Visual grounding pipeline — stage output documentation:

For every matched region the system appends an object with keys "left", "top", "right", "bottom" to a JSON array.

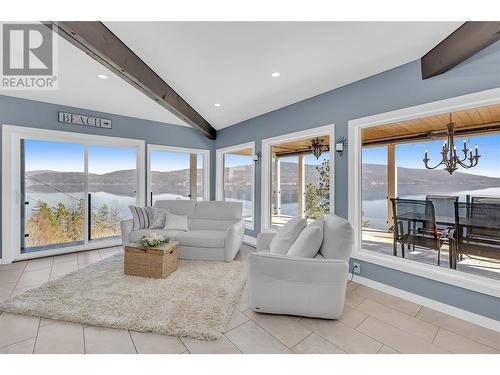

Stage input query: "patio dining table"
[{"left": 394, "top": 211, "right": 500, "bottom": 267}]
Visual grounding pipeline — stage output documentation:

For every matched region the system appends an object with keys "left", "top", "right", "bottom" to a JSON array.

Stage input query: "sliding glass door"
[
  {"left": 88, "top": 145, "right": 137, "bottom": 241},
  {"left": 148, "top": 146, "right": 209, "bottom": 205},
  {"left": 22, "top": 139, "right": 85, "bottom": 252},
  {"left": 4, "top": 126, "right": 145, "bottom": 260}
]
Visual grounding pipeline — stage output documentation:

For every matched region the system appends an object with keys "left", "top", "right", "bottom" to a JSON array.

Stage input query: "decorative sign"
[{"left": 58, "top": 112, "right": 112, "bottom": 129}]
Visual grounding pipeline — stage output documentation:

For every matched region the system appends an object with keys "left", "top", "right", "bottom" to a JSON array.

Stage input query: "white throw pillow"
[
  {"left": 287, "top": 218, "right": 324, "bottom": 258},
  {"left": 269, "top": 217, "right": 307, "bottom": 255},
  {"left": 164, "top": 212, "right": 189, "bottom": 231}
]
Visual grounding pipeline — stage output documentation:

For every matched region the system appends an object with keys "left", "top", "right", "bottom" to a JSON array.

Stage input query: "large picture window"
[
  {"left": 147, "top": 145, "right": 210, "bottom": 205},
  {"left": 261, "top": 125, "right": 335, "bottom": 232},
  {"left": 216, "top": 143, "right": 255, "bottom": 230},
  {"left": 349, "top": 92, "right": 500, "bottom": 296}
]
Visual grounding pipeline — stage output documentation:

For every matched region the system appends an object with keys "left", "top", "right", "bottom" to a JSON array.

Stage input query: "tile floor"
[{"left": 0, "top": 246, "right": 498, "bottom": 354}]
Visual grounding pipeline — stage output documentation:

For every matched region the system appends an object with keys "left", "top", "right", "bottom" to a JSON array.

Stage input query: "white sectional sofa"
[
  {"left": 120, "top": 200, "right": 245, "bottom": 262},
  {"left": 248, "top": 214, "right": 354, "bottom": 319}
]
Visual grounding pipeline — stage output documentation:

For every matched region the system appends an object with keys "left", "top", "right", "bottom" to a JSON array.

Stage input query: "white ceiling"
[{"left": 3, "top": 22, "right": 462, "bottom": 131}]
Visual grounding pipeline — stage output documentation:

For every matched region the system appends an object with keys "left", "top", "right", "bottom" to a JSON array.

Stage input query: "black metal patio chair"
[
  {"left": 390, "top": 198, "right": 451, "bottom": 265},
  {"left": 452, "top": 202, "right": 500, "bottom": 269}
]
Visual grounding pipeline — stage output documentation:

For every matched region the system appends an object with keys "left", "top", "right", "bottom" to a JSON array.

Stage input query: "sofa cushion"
[
  {"left": 320, "top": 214, "right": 354, "bottom": 261},
  {"left": 287, "top": 218, "right": 323, "bottom": 258},
  {"left": 128, "top": 229, "right": 182, "bottom": 243},
  {"left": 173, "top": 230, "right": 226, "bottom": 248},
  {"left": 128, "top": 229, "right": 225, "bottom": 248},
  {"left": 154, "top": 200, "right": 197, "bottom": 217},
  {"left": 269, "top": 217, "right": 307, "bottom": 255},
  {"left": 165, "top": 213, "right": 189, "bottom": 231},
  {"left": 148, "top": 207, "right": 169, "bottom": 229},
  {"left": 129, "top": 206, "right": 150, "bottom": 229},
  {"left": 193, "top": 201, "right": 242, "bottom": 220},
  {"left": 189, "top": 218, "right": 238, "bottom": 231}
]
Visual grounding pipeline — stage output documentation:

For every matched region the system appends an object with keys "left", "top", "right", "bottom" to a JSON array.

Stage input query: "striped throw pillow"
[{"left": 129, "top": 206, "right": 150, "bottom": 230}]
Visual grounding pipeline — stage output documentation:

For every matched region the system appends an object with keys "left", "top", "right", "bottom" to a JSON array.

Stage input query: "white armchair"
[{"left": 249, "top": 214, "right": 354, "bottom": 319}]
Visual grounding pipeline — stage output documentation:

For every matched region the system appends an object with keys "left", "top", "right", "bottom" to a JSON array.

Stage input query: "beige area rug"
[{"left": 0, "top": 254, "right": 247, "bottom": 340}]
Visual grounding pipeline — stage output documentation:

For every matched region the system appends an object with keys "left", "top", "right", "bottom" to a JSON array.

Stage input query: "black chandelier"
[
  {"left": 308, "top": 137, "right": 329, "bottom": 159},
  {"left": 423, "top": 114, "right": 480, "bottom": 175}
]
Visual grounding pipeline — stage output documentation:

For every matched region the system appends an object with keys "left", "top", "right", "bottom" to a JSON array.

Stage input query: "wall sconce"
[
  {"left": 253, "top": 152, "right": 262, "bottom": 164},
  {"left": 335, "top": 136, "right": 348, "bottom": 156}
]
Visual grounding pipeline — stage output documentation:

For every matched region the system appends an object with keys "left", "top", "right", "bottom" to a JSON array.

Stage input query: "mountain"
[
  {"left": 362, "top": 163, "right": 500, "bottom": 200},
  {"left": 24, "top": 162, "right": 500, "bottom": 201}
]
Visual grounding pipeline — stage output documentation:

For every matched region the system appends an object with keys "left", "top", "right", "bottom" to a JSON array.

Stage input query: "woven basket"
[{"left": 124, "top": 241, "right": 179, "bottom": 279}]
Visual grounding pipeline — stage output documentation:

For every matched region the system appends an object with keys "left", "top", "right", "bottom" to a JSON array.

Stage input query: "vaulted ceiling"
[{"left": 3, "top": 22, "right": 462, "bottom": 130}]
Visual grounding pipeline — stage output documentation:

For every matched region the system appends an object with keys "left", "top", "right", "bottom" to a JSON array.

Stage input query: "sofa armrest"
[
  {"left": 248, "top": 252, "right": 349, "bottom": 319},
  {"left": 120, "top": 219, "right": 133, "bottom": 246},
  {"left": 256, "top": 231, "right": 277, "bottom": 252},
  {"left": 249, "top": 252, "right": 349, "bottom": 284},
  {"left": 224, "top": 219, "right": 245, "bottom": 262}
]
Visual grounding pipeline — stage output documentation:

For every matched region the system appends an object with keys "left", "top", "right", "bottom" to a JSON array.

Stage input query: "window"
[
  {"left": 148, "top": 145, "right": 210, "bottom": 205},
  {"left": 217, "top": 143, "right": 255, "bottom": 230},
  {"left": 261, "top": 125, "right": 335, "bottom": 232},
  {"left": 3, "top": 126, "right": 145, "bottom": 262},
  {"left": 349, "top": 92, "right": 500, "bottom": 295}
]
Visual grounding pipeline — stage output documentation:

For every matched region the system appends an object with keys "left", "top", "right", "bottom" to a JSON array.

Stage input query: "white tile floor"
[{"left": 0, "top": 246, "right": 499, "bottom": 354}]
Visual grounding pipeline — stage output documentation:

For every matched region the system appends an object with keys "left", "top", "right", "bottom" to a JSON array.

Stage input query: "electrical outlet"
[{"left": 352, "top": 262, "right": 361, "bottom": 274}]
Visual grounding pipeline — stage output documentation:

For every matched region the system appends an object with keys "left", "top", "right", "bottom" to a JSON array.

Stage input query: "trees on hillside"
[{"left": 305, "top": 159, "right": 330, "bottom": 219}]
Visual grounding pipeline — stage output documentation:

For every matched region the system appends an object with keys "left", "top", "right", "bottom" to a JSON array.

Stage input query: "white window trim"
[
  {"left": 147, "top": 144, "right": 210, "bottom": 204},
  {"left": 348, "top": 87, "right": 500, "bottom": 298},
  {"left": 216, "top": 142, "right": 256, "bottom": 231},
  {"left": 2, "top": 124, "right": 146, "bottom": 263},
  {"left": 261, "top": 124, "right": 335, "bottom": 232}
]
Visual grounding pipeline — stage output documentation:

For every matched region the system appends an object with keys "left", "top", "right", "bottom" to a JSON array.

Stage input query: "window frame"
[
  {"left": 216, "top": 142, "right": 256, "bottom": 230},
  {"left": 348, "top": 88, "right": 500, "bottom": 297},
  {"left": 260, "top": 124, "right": 335, "bottom": 232}
]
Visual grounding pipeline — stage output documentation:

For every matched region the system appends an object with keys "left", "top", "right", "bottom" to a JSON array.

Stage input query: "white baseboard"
[
  {"left": 243, "top": 235, "right": 256, "bottom": 247},
  {"left": 351, "top": 274, "right": 500, "bottom": 333}
]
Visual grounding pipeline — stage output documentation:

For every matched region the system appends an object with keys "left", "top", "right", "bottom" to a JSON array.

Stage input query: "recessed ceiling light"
[
  {"left": 97, "top": 74, "right": 108, "bottom": 80},
  {"left": 214, "top": 103, "right": 221, "bottom": 107},
  {"left": 271, "top": 72, "right": 280, "bottom": 78}
]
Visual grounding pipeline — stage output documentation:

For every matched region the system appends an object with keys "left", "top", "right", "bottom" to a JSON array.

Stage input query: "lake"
[{"left": 362, "top": 187, "right": 500, "bottom": 230}]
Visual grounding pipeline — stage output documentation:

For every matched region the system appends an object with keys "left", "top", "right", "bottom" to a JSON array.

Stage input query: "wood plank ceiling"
[
  {"left": 362, "top": 103, "right": 500, "bottom": 145},
  {"left": 272, "top": 135, "right": 331, "bottom": 157}
]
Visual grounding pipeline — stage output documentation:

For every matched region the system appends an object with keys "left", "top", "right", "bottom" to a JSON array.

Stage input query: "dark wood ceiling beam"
[
  {"left": 421, "top": 21, "right": 500, "bottom": 79},
  {"left": 45, "top": 21, "right": 216, "bottom": 139}
]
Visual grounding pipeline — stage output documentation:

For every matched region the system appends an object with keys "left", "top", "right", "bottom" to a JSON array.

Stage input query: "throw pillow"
[
  {"left": 269, "top": 217, "right": 307, "bottom": 255},
  {"left": 146, "top": 207, "right": 169, "bottom": 229},
  {"left": 287, "top": 218, "right": 324, "bottom": 258},
  {"left": 129, "top": 206, "right": 150, "bottom": 229},
  {"left": 164, "top": 212, "right": 189, "bottom": 231}
]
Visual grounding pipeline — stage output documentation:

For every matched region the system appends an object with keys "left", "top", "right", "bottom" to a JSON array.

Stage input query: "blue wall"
[
  {"left": 0, "top": 95, "right": 215, "bottom": 258},
  {"left": 1, "top": 40, "right": 499, "bottom": 320},
  {"left": 215, "top": 41, "right": 500, "bottom": 320}
]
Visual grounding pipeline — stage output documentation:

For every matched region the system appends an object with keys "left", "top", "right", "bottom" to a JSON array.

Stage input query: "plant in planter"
[{"left": 136, "top": 233, "right": 169, "bottom": 248}]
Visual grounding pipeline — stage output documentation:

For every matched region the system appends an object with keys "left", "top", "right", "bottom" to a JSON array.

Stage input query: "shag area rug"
[{"left": 0, "top": 254, "right": 247, "bottom": 340}]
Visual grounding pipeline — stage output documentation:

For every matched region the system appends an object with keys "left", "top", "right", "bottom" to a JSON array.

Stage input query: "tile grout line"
[
  {"left": 82, "top": 325, "right": 87, "bottom": 354},
  {"left": 221, "top": 332, "right": 244, "bottom": 354},
  {"left": 353, "top": 297, "right": 442, "bottom": 342},
  {"left": 31, "top": 317, "right": 42, "bottom": 354},
  {"left": 128, "top": 330, "right": 138, "bottom": 354},
  {"left": 289, "top": 331, "right": 313, "bottom": 352},
  {"left": 239, "top": 311, "right": 307, "bottom": 350}
]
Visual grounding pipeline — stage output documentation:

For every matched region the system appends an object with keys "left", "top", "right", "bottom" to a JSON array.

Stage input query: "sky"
[
  {"left": 24, "top": 140, "right": 137, "bottom": 174},
  {"left": 150, "top": 150, "right": 204, "bottom": 172},
  {"left": 362, "top": 133, "right": 500, "bottom": 178},
  {"left": 224, "top": 153, "right": 253, "bottom": 168},
  {"left": 25, "top": 141, "right": 206, "bottom": 174}
]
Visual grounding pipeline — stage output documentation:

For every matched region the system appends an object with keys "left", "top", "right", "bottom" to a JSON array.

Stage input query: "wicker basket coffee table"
[{"left": 124, "top": 241, "right": 179, "bottom": 279}]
